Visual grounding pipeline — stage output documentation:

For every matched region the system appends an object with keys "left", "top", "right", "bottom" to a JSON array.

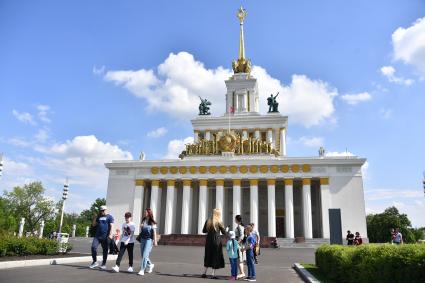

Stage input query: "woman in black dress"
[{"left": 201, "top": 208, "right": 227, "bottom": 279}]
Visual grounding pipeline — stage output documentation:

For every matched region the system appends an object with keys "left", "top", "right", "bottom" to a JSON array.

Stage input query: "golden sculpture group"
[{"left": 179, "top": 131, "right": 279, "bottom": 159}]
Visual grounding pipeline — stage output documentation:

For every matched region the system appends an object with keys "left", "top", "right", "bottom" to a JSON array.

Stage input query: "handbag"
[{"left": 136, "top": 234, "right": 142, "bottom": 243}]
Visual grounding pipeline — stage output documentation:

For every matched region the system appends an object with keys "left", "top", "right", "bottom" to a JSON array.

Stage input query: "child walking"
[
  {"left": 244, "top": 225, "right": 256, "bottom": 282},
  {"left": 226, "top": 231, "right": 239, "bottom": 280},
  {"left": 112, "top": 212, "right": 135, "bottom": 273}
]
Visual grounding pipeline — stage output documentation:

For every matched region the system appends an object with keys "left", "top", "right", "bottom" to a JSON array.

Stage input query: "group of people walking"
[
  {"left": 89, "top": 205, "right": 260, "bottom": 281},
  {"left": 88, "top": 205, "right": 157, "bottom": 276}
]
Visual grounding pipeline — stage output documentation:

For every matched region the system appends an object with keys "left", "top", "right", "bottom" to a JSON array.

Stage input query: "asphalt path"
[{"left": 0, "top": 239, "right": 315, "bottom": 283}]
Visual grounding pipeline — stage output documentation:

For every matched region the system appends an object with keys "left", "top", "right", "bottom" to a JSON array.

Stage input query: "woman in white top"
[{"left": 112, "top": 212, "right": 135, "bottom": 273}]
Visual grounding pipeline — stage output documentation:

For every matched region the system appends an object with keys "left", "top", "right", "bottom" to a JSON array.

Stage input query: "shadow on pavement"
[{"left": 155, "top": 272, "right": 229, "bottom": 280}]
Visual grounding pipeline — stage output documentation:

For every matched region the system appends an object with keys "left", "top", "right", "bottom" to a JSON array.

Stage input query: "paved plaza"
[{"left": 0, "top": 243, "right": 315, "bottom": 283}]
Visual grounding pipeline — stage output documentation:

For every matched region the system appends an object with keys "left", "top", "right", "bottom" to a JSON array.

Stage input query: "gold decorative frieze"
[
  {"left": 240, "top": 165, "right": 248, "bottom": 174},
  {"left": 199, "top": 179, "right": 208, "bottom": 186},
  {"left": 209, "top": 166, "right": 218, "bottom": 174},
  {"left": 230, "top": 166, "right": 238, "bottom": 174},
  {"left": 152, "top": 180, "right": 160, "bottom": 187},
  {"left": 170, "top": 166, "right": 178, "bottom": 174},
  {"left": 267, "top": 179, "right": 276, "bottom": 186},
  {"left": 219, "top": 166, "right": 227, "bottom": 174},
  {"left": 302, "top": 178, "right": 311, "bottom": 186},
  {"left": 302, "top": 164, "right": 311, "bottom": 172},
  {"left": 167, "top": 179, "right": 175, "bottom": 186},
  {"left": 160, "top": 167, "right": 168, "bottom": 174},
  {"left": 249, "top": 165, "right": 258, "bottom": 173},
  {"left": 233, "top": 179, "right": 241, "bottom": 186},
  {"left": 189, "top": 166, "right": 197, "bottom": 174},
  {"left": 270, "top": 165, "right": 279, "bottom": 173},
  {"left": 284, "top": 179, "right": 293, "bottom": 186},
  {"left": 183, "top": 179, "right": 191, "bottom": 186},
  {"left": 250, "top": 179, "right": 258, "bottom": 186},
  {"left": 281, "top": 165, "right": 289, "bottom": 173},
  {"left": 199, "top": 166, "right": 207, "bottom": 174},
  {"left": 151, "top": 167, "right": 159, "bottom": 174},
  {"left": 291, "top": 164, "right": 300, "bottom": 173},
  {"left": 216, "top": 179, "right": 224, "bottom": 186},
  {"left": 260, "top": 165, "right": 268, "bottom": 173},
  {"left": 135, "top": 179, "right": 144, "bottom": 186},
  {"left": 179, "top": 167, "right": 187, "bottom": 174}
]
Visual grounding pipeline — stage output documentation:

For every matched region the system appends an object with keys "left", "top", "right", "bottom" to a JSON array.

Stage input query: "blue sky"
[{"left": 1, "top": 1, "right": 424, "bottom": 226}]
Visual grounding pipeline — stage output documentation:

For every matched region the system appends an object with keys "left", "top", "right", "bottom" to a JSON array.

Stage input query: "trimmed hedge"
[
  {"left": 0, "top": 236, "right": 72, "bottom": 257},
  {"left": 316, "top": 244, "right": 425, "bottom": 283}
]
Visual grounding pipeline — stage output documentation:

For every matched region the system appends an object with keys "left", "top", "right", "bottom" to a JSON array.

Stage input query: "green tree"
[
  {"left": 4, "top": 182, "right": 55, "bottom": 234},
  {"left": 0, "top": 197, "right": 18, "bottom": 235},
  {"left": 367, "top": 206, "right": 416, "bottom": 243}
]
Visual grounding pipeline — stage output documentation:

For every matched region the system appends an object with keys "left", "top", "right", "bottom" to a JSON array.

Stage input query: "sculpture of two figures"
[
  {"left": 199, "top": 96, "right": 211, "bottom": 115},
  {"left": 267, "top": 92, "right": 279, "bottom": 113}
]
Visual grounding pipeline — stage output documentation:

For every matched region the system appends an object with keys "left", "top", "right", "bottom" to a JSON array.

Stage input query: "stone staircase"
[{"left": 276, "top": 238, "right": 329, "bottom": 248}]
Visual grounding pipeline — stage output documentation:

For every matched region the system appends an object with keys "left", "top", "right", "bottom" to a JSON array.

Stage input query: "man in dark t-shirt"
[
  {"left": 89, "top": 205, "right": 114, "bottom": 269},
  {"left": 346, "top": 230, "right": 355, "bottom": 245}
]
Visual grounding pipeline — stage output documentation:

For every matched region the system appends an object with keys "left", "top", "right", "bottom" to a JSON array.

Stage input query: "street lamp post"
[
  {"left": 423, "top": 172, "right": 425, "bottom": 197},
  {"left": 58, "top": 179, "right": 69, "bottom": 234}
]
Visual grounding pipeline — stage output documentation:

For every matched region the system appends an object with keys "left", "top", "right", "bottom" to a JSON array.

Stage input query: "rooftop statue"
[
  {"left": 199, "top": 96, "right": 211, "bottom": 115},
  {"left": 267, "top": 92, "right": 279, "bottom": 113}
]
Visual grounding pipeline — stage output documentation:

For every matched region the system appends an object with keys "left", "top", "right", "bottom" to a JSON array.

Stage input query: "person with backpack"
[
  {"left": 138, "top": 208, "right": 157, "bottom": 275},
  {"left": 226, "top": 231, "right": 239, "bottom": 280},
  {"left": 234, "top": 215, "right": 246, "bottom": 279}
]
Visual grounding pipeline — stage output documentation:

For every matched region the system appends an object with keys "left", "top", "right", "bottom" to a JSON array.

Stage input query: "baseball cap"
[{"left": 100, "top": 205, "right": 107, "bottom": 211}]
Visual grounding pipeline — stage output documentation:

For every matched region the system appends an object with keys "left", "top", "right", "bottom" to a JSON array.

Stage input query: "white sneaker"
[
  {"left": 89, "top": 262, "right": 99, "bottom": 269},
  {"left": 100, "top": 265, "right": 107, "bottom": 270},
  {"left": 138, "top": 270, "right": 145, "bottom": 276},
  {"left": 146, "top": 263, "right": 154, "bottom": 273},
  {"left": 112, "top": 265, "right": 119, "bottom": 273},
  {"left": 127, "top": 266, "right": 133, "bottom": 273}
]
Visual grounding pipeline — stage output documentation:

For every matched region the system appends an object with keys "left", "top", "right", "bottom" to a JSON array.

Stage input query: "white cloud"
[
  {"left": 0, "top": 157, "right": 36, "bottom": 189},
  {"left": 392, "top": 17, "right": 425, "bottom": 75},
  {"left": 93, "top": 65, "right": 106, "bottom": 75},
  {"left": 36, "top": 104, "right": 51, "bottom": 123},
  {"left": 4, "top": 137, "right": 31, "bottom": 147},
  {"left": 147, "top": 127, "right": 168, "bottom": 138},
  {"left": 35, "top": 135, "right": 133, "bottom": 190},
  {"left": 12, "top": 110, "right": 36, "bottom": 125},
  {"left": 34, "top": 129, "right": 49, "bottom": 142},
  {"left": 163, "top": 136, "right": 194, "bottom": 159},
  {"left": 380, "top": 108, "right": 392, "bottom": 119},
  {"left": 105, "top": 52, "right": 339, "bottom": 127},
  {"left": 294, "top": 136, "right": 324, "bottom": 147},
  {"left": 380, "top": 66, "right": 414, "bottom": 85},
  {"left": 340, "top": 92, "right": 372, "bottom": 105}
]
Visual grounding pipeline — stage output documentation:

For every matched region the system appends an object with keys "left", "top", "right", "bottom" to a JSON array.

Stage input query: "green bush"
[
  {"left": 0, "top": 236, "right": 72, "bottom": 257},
  {"left": 316, "top": 244, "right": 425, "bottom": 283}
]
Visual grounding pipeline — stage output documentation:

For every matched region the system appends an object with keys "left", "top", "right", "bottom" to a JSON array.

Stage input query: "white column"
[
  {"left": 267, "top": 179, "right": 276, "bottom": 237},
  {"left": 18, "top": 218, "right": 25, "bottom": 238},
  {"left": 150, "top": 180, "right": 161, "bottom": 226},
  {"left": 280, "top": 128, "right": 286, "bottom": 156},
  {"left": 233, "top": 179, "right": 242, "bottom": 230},
  {"left": 320, "top": 178, "right": 331, "bottom": 238},
  {"left": 181, "top": 180, "right": 192, "bottom": 234},
  {"left": 216, "top": 179, "right": 224, "bottom": 215},
  {"left": 303, "top": 179, "right": 313, "bottom": 239},
  {"left": 198, "top": 179, "right": 208, "bottom": 234},
  {"left": 164, "top": 180, "right": 176, "bottom": 235},
  {"left": 254, "top": 129, "right": 260, "bottom": 139},
  {"left": 71, "top": 224, "right": 76, "bottom": 237},
  {"left": 205, "top": 131, "right": 211, "bottom": 141},
  {"left": 194, "top": 131, "right": 199, "bottom": 143},
  {"left": 267, "top": 128, "right": 273, "bottom": 145},
  {"left": 250, "top": 179, "right": 259, "bottom": 227},
  {"left": 285, "top": 179, "right": 294, "bottom": 238},
  {"left": 39, "top": 220, "right": 45, "bottom": 238},
  {"left": 133, "top": 180, "right": 145, "bottom": 231}
]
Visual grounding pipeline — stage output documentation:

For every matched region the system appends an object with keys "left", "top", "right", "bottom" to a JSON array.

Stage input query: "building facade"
[{"left": 105, "top": 7, "right": 368, "bottom": 240}]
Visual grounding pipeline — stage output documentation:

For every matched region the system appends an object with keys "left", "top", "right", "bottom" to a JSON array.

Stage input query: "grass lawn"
[{"left": 301, "top": 263, "right": 335, "bottom": 283}]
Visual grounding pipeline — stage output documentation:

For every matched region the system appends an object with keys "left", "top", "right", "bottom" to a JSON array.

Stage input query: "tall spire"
[
  {"left": 232, "top": 6, "right": 252, "bottom": 74},
  {"left": 237, "top": 6, "right": 247, "bottom": 60}
]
